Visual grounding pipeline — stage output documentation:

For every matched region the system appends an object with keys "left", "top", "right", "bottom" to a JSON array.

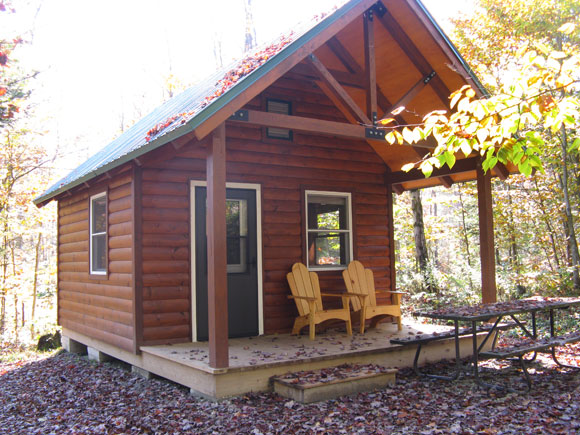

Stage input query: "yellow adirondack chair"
[
  {"left": 286, "top": 263, "right": 353, "bottom": 340},
  {"left": 342, "top": 260, "right": 405, "bottom": 333}
]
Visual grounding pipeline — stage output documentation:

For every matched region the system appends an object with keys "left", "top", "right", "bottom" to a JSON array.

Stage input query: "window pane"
[
  {"left": 92, "top": 234, "right": 106, "bottom": 272},
  {"left": 307, "top": 195, "right": 347, "bottom": 230},
  {"left": 226, "top": 200, "right": 241, "bottom": 264},
  {"left": 92, "top": 196, "right": 107, "bottom": 233},
  {"left": 226, "top": 199, "right": 247, "bottom": 273},
  {"left": 307, "top": 232, "right": 349, "bottom": 266}
]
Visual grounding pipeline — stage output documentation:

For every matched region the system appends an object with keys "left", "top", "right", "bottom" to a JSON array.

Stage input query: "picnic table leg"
[
  {"left": 453, "top": 320, "right": 462, "bottom": 376},
  {"left": 471, "top": 320, "right": 480, "bottom": 382},
  {"left": 518, "top": 356, "right": 533, "bottom": 392},
  {"left": 412, "top": 343, "right": 423, "bottom": 376},
  {"left": 549, "top": 346, "right": 580, "bottom": 369},
  {"left": 412, "top": 321, "right": 462, "bottom": 381}
]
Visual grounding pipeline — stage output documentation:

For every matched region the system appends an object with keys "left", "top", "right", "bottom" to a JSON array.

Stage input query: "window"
[
  {"left": 226, "top": 198, "right": 248, "bottom": 273},
  {"left": 266, "top": 99, "right": 292, "bottom": 140},
  {"left": 306, "top": 191, "right": 352, "bottom": 269},
  {"left": 90, "top": 192, "right": 107, "bottom": 275}
]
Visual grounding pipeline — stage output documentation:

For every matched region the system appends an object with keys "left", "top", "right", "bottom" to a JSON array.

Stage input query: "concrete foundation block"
[
  {"left": 132, "top": 365, "right": 153, "bottom": 379},
  {"left": 87, "top": 346, "right": 113, "bottom": 363},
  {"left": 62, "top": 336, "right": 87, "bottom": 355}
]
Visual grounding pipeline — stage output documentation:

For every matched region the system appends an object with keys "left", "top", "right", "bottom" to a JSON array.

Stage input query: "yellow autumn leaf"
[
  {"left": 558, "top": 22, "right": 576, "bottom": 35},
  {"left": 379, "top": 117, "right": 396, "bottom": 126},
  {"left": 391, "top": 106, "right": 405, "bottom": 116},
  {"left": 465, "top": 87, "right": 476, "bottom": 98},
  {"left": 402, "top": 127, "right": 414, "bottom": 144},
  {"left": 394, "top": 130, "right": 404, "bottom": 145},
  {"left": 450, "top": 91, "right": 462, "bottom": 109},
  {"left": 401, "top": 162, "right": 415, "bottom": 172}
]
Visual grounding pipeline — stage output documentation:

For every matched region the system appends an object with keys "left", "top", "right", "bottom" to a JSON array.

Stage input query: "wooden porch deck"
[
  {"left": 137, "top": 320, "right": 478, "bottom": 399},
  {"left": 63, "top": 321, "right": 484, "bottom": 399}
]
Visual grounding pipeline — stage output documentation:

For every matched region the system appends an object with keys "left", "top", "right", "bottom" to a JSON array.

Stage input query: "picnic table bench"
[
  {"left": 479, "top": 331, "right": 580, "bottom": 389},
  {"left": 390, "top": 322, "right": 521, "bottom": 379}
]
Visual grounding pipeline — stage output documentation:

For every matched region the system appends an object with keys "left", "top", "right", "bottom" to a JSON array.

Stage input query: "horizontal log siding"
[
  {"left": 57, "top": 172, "right": 135, "bottom": 352},
  {"left": 139, "top": 75, "right": 393, "bottom": 338},
  {"left": 139, "top": 166, "right": 193, "bottom": 344}
]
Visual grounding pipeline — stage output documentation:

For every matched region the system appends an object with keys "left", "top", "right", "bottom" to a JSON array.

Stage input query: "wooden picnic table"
[{"left": 412, "top": 296, "right": 580, "bottom": 391}]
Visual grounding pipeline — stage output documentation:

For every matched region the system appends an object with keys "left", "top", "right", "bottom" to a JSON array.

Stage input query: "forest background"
[{"left": 1, "top": 0, "right": 579, "bottom": 348}]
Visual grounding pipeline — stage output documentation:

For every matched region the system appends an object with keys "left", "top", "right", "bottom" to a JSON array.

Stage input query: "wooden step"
[{"left": 271, "top": 363, "right": 397, "bottom": 403}]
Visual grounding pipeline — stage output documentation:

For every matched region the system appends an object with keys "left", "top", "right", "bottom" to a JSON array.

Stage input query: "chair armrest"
[
  {"left": 343, "top": 292, "right": 368, "bottom": 298},
  {"left": 376, "top": 290, "right": 408, "bottom": 295},
  {"left": 321, "top": 292, "right": 367, "bottom": 298},
  {"left": 288, "top": 295, "right": 317, "bottom": 301}
]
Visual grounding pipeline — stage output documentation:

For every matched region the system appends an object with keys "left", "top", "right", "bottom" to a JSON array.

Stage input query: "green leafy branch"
[{"left": 379, "top": 27, "right": 580, "bottom": 178}]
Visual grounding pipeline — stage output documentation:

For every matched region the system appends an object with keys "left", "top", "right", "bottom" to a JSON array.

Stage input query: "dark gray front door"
[{"left": 194, "top": 187, "right": 259, "bottom": 340}]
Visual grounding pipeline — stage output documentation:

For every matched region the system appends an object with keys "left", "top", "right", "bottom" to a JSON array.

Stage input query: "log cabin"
[{"left": 35, "top": 0, "right": 509, "bottom": 389}]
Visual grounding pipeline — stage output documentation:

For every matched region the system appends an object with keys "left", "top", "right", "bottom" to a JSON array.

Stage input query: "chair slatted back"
[
  {"left": 342, "top": 260, "right": 377, "bottom": 311},
  {"left": 287, "top": 263, "right": 323, "bottom": 317}
]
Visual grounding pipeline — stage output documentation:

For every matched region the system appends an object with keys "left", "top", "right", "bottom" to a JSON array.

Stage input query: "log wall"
[
  {"left": 139, "top": 73, "right": 393, "bottom": 340},
  {"left": 57, "top": 73, "right": 394, "bottom": 347},
  {"left": 57, "top": 169, "right": 135, "bottom": 352}
]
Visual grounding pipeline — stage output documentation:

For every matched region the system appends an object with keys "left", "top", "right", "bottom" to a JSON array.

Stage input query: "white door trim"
[{"left": 190, "top": 180, "right": 264, "bottom": 342}]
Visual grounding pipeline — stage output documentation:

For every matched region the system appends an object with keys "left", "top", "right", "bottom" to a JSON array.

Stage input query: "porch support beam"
[
  {"left": 493, "top": 162, "right": 510, "bottom": 180},
  {"left": 382, "top": 72, "right": 436, "bottom": 118},
  {"left": 374, "top": 3, "right": 452, "bottom": 108},
  {"left": 386, "top": 181, "right": 397, "bottom": 291},
  {"left": 308, "top": 53, "right": 371, "bottom": 125},
  {"left": 477, "top": 164, "right": 497, "bottom": 304},
  {"left": 392, "top": 184, "right": 406, "bottom": 195},
  {"left": 364, "top": 9, "right": 378, "bottom": 124},
  {"left": 230, "top": 109, "right": 434, "bottom": 149},
  {"left": 390, "top": 157, "right": 479, "bottom": 185},
  {"left": 207, "top": 123, "right": 229, "bottom": 368},
  {"left": 314, "top": 79, "right": 394, "bottom": 172},
  {"left": 440, "top": 176, "right": 454, "bottom": 189}
]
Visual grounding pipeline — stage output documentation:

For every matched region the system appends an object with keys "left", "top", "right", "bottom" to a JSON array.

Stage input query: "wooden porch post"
[
  {"left": 477, "top": 164, "right": 497, "bottom": 304},
  {"left": 207, "top": 123, "right": 228, "bottom": 368},
  {"left": 386, "top": 183, "right": 396, "bottom": 292}
]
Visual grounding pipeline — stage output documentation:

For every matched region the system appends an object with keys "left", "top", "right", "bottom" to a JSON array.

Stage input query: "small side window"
[
  {"left": 90, "top": 192, "right": 107, "bottom": 275},
  {"left": 266, "top": 99, "right": 292, "bottom": 140}
]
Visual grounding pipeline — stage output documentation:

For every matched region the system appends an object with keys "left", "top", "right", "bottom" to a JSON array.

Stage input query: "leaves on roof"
[{"left": 145, "top": 33, "right": 296, "bottom": 142}]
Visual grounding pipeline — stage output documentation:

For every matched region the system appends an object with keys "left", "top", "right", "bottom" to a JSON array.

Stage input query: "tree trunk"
[
  {"left": 0, "top": 232, "right": 7, "bottom": 334},
  {"left": 30, "top": 232, "right": 41, "bottom": 338},
  {"left": 559, "top": 126, "right": 580, "bottom": 290},
  {"left": 458, "top": 188, "right": 473, "bottom": 267},
  {"left": 410, "top": 189, "right": 436, "bottom": 292},
  {"left": 244, "top": 0, "right": 256, "bottom": 53},
  {"left": 506, "top": 184, "right": 521, "bottom": 272},
  {"left": 530, "top": 177, "right": 560, "bottom": 272}
]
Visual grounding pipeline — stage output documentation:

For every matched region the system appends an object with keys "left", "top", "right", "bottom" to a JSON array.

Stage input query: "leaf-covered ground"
[{"left": 1, "top": 346, "right": 579, "bottom": 434}]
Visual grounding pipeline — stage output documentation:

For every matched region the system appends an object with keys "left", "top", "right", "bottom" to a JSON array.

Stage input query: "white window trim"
[
  {"left": 89, "top": 192, "right": 107, "bottom": 275},
  {"left": 305, "top": 190, "right": 353, "bottom": 271}
]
